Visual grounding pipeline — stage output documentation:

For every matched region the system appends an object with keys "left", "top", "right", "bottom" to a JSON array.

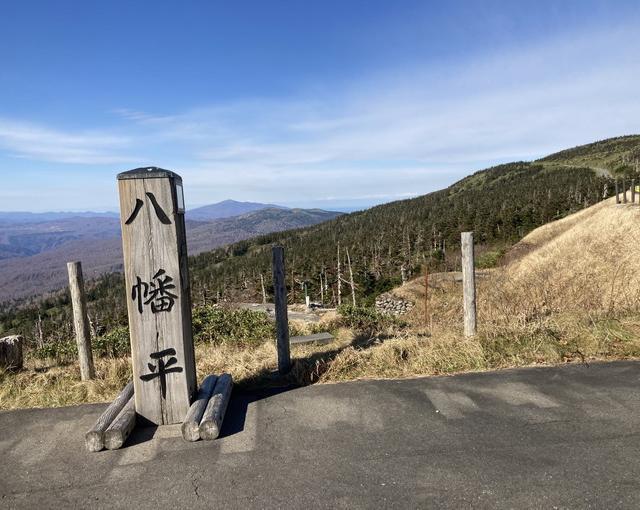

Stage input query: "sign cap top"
[{"left": 117, "top": 167, "right": 182, "bottom": 181}]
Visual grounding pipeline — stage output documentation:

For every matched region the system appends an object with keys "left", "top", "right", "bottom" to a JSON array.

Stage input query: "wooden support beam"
[
  {"left": 616, "top": 180, "right": 620, "bottom": 204},
  {"left": 623, "top": 178, "right": 628, "bottom": 203},
  {"left": 461, "top": 232, "right": 477, "bottom": 337},
  {"left": 85, "top": 381, "right": 134, "bottom": 452},
  {"left": 272, "top": 246, "right": 291, "bottom": 374},
  {"left": 67, "top": 261, "right": 95, "bottom": 381},
  {"left": 104, "top": 395, "right": 136, "bottom": 450},
  {"left": 632, "top": 179, "right": 636, "bottom": 204},
  {"left": 199, "top": 373, "right": 233, "bottom": 440},
  {"left": 181, "top": 374, "right": 218, "bottom": 442}
]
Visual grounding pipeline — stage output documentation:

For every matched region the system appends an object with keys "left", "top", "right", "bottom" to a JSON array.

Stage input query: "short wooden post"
[
  {"left": 616, "top": 180, "right": 620, "bottom": 204},
  {"left": 272, "top": 246, "right": 291, "bottom": 374},
  {"left": 424, "top": 268, "right": 429, "bottom": 330},
  {"left": 623, "top": 178, "right": 627, "bottom": 203},
  {"left": 67, "top": 261, "right": 95, "bottom": 381},
  {"left": 117, "top": 168, "right": 197, "bottom": 425},
  {"left": 461, "top": 232, "right": 477, "bottom": 337},
  {"left": 632, "top": 180, "right": 636, "bottom": 204}
]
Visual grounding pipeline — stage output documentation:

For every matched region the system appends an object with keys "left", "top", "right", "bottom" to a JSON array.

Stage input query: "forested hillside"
[{"left": 1, "top": 136, "right": 638, "bottom": 348}]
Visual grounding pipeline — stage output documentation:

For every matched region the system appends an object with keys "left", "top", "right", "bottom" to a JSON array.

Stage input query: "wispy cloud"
[
  {"left": 0, "top": 119, "right": 139, "bottom": 164},
  {"left": 2, "top": 23, "right": 639, "bottom": 209}
]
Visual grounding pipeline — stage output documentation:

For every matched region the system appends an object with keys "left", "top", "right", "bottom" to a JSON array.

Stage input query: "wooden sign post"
[{"left": 117, "top": 167, "right": 196, "bottom": 425}]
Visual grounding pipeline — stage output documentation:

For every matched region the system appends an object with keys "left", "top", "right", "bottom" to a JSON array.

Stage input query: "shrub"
[
  {"left": 33, "top": 340, "right": 77, "bottom": 362},
  {"left": 192, "top": 305, "right": 275, "bottom": 347},
  {"left": 476, "top": 248, "right": 506, "bottom": 269},
  {"left": 94, "top": 326, "right": 131, "bottom": 358}
]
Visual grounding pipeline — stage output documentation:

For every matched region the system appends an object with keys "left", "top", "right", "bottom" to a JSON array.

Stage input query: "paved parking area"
[{"left": 1, "top": 361, "right": 640, "bottom": 508}]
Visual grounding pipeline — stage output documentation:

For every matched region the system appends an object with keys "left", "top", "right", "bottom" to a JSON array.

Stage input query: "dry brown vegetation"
[{"left": 3, "top": 196, "right": 640, "bottom": 410}]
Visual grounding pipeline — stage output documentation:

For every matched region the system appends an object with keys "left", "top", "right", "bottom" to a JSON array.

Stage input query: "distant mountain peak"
[{"left": 186, "top": 199, "right": 287, "bottom": 221}]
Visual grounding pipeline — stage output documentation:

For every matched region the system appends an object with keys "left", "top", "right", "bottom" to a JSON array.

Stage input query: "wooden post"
[
  {"left": 424, "top": 268, "right": 429, "bottom": 330},
  {"left": 272, "top": 246, "right": 291, "bottom": 374},
  {"left": 632, "top": 180, "right": 636, "bottom": 204},
  {"left": 117, "top": 167, "right": 196, "bottom": 425},
  {"left": 461, "top": 232, "right": 477, "bottom": 337},
  {"left": 623, "top": 178, "right": 628, "bottom": 203},
  {"left": 67, "top": 261, "right": 95, "bottom": 381},
  {"left": 616, "top": 180, "right": 620, "bottom": 204}
]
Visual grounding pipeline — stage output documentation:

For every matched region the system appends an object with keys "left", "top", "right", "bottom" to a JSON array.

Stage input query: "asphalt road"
[{"left": 1, "top": 361, "right": 640, "bottom": 509}]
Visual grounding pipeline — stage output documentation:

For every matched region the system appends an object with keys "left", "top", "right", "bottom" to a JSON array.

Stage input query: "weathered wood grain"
[
  {"left": 85, "top": 381, "right": 134, "bottom": 452},
  {"left": 104, "top": 395, "right": 136, "bottom": 450},
  {"left": 117, "top": 169, "right": 196, "bottom": 425},
  {"left": 461, "top": 232, "right": 477, "bottom": 337},
  {"left": 271, "top": 246, "right": 291, "bottom": 374},
  {"left": 199, "top": 373, "right": 233, "bottom": 440},
  {"left": 0, "top": 335, "right": 23, "bottom": 371},
  {"left": 181, "top": 374, "right": 218, "bottom": 442},
  {"left": 67, "top": 261, "right": 95, "bottom": 381}
]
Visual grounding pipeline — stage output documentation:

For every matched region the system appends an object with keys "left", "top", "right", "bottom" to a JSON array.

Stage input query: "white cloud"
[
  {"left": 0, "top": 119, "right": 139, "bottom": 164},
  {"left": 2, "top": 23, "right": 639, "bottom": 209}
]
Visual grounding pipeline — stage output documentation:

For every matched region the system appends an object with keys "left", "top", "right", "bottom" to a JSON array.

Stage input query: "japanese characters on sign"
[
  {"left": 125, "top": 192, "right": 172, "bottom": 225},
  {"left": 131, "top": 269, "right": 178, "bottom": 314},
  {"left": 140, "top": 342, "right": 184, "bottom": 399}
]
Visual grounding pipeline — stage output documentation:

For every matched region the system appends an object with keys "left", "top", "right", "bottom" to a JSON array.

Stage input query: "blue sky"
[{"left": 1, "top": 1, "right": 639, "bottom": 212}]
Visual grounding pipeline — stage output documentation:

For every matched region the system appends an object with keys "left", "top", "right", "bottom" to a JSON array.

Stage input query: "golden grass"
[{"left": 3, "top": 197, "right": 640, "bottom": 410}]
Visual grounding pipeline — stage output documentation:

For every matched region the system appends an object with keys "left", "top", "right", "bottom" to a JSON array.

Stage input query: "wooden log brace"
[
  {"left": 104, "top": 396, "right": 136, "bottom": 450},
  {"left": 181, "top": 374, "right": 218, "bottom": 442},
  {"left": 199, "top": 373, "right": 233, "bottom": 440},
  {"left": 85, "top": 381, "right": 134, "bottom": 452}
]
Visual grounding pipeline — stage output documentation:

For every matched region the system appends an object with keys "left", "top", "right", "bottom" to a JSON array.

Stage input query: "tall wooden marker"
[
  {"left": 461, "top": 232, "right": 477, "bottom": 337},
  {"left": 117, "top": 167, "right": 196, "bottom": 425}
]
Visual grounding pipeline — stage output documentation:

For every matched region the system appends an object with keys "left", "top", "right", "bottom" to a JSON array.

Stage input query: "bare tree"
[
  {"left": 346, "top": 247, "right": 356, "bottom": 306},
  {"left": 260, "top": 273, "right": 267, "bottom": 304},
  {"left": 337, "top": 243, "right": 342, "bottom": 306}
]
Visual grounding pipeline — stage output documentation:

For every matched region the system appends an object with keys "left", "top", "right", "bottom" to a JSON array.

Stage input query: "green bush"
[
  {"left": 476, "top": 248, "right": 506, "bottom": 269},
  {"left": 192, "top": 305, "right": 275, "bottom": 347},
  {"left": 337, "top": 304, "right": 402, "bottom": 334},
  {"left": 33, "top": 340, "right": 77, "bottom": 362},
  {"left": 94, "top": 326, "right": 131, "bottom": 357}
]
